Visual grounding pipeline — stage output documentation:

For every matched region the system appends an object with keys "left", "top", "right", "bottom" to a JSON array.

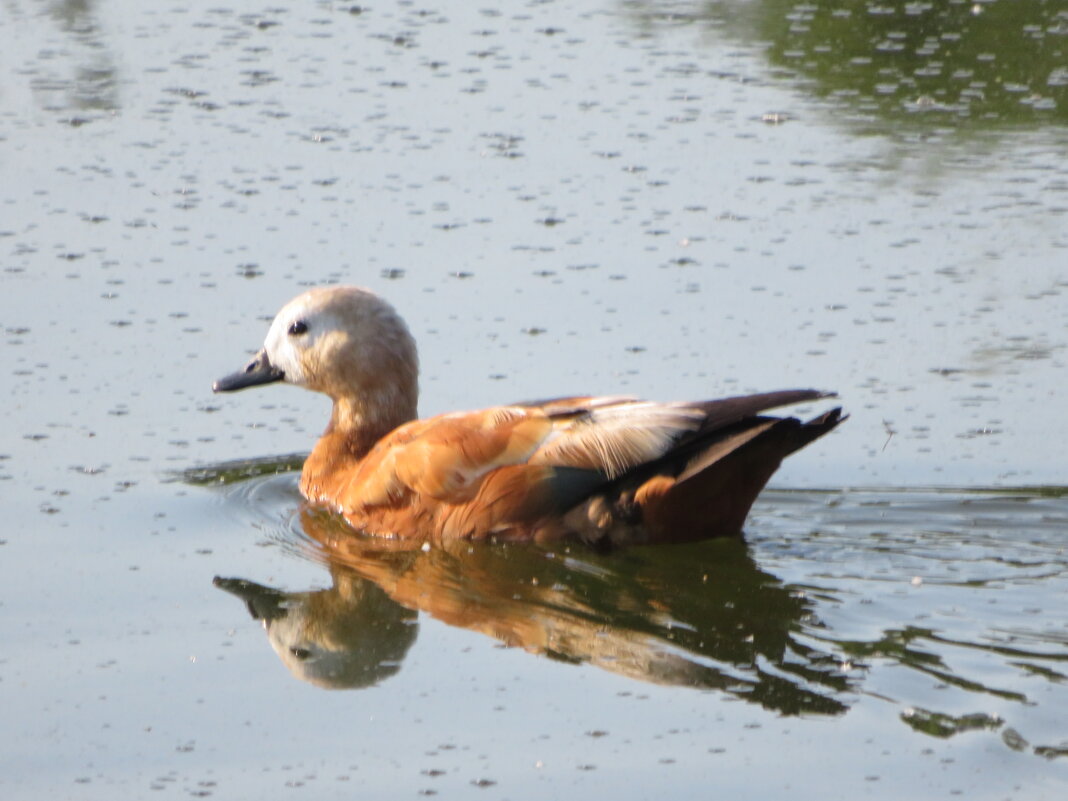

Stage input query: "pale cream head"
[{"left": 262, "top": 286, "right": 419, "bottom": 423}]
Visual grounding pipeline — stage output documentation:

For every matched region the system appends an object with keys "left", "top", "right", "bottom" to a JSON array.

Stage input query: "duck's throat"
[{"left": 299, "top": 393, "right": 416, "bottom": 504}]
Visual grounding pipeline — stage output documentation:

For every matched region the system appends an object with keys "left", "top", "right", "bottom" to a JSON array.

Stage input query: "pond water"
[{"left": 1, "top": 0, "right": 1066, "bottom": 798}]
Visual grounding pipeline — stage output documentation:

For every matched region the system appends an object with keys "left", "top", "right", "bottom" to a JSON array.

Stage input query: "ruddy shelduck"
[{"left": 214, "top": 286, "right": 844, "bottom": 545}]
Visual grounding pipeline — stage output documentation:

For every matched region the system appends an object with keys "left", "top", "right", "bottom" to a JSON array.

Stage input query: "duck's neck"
[
  {"left": 300, "top": 390, "right": 417, "bottom": 503},
  {"left": 329, "top": 393, "right": 416, "bottom": 456}
]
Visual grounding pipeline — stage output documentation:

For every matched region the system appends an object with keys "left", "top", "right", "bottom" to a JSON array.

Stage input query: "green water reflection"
[{"left": 635, "top": 0, "right": 1068, "bottom": 128}]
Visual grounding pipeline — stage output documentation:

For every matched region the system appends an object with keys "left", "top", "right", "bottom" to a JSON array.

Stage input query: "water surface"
[{"left": 1, "top": 0, "right": 1066, "bottom": 798}]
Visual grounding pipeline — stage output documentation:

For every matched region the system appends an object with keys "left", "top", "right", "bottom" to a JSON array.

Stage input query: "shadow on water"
[{"left": 627, "top": 0, "right": 1068, "bottom": 130}]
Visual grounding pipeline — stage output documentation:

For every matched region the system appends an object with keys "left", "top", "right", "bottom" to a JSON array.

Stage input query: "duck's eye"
[{"left": 288, "top": 320, "right": 308, "bottom": 336}]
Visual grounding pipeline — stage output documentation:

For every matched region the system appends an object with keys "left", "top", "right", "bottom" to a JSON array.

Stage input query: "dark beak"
[
  {"left": 213, "top": 349, "right": 285, "bottom": 393},
  {"left": 213, "top": 576, "right": 289, "bottom": 621}
]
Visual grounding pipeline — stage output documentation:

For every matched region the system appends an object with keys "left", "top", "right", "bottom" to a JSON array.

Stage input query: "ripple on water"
[
  {"left": 749, "top": 488, "right": 1068, "bottom": 757},
  {"left": 179, "top": 455, "right": 314, "bottom": 561}
]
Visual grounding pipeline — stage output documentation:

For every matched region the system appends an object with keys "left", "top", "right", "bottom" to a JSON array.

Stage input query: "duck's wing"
[
  {"left": 527, "top": 389, "right": 837, "bottom": 474},
  {"left": 350, "top": 397, "right": 696, "bottom": 510},
  {"left": 348, "top": 390, "right": 834, "bottom": 513}
]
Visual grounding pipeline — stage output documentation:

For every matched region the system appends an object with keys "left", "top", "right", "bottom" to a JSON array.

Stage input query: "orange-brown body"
[{"left": 214, "top": 286, "right": 845, "bottom": 546}]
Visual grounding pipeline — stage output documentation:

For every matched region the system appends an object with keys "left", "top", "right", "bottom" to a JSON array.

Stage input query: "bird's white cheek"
[
  {"left": 264, "top": 330, "right": 308, "bottom": 385},
  {"left": 276, "top": 345, "right": 308, "bottom": 385}
]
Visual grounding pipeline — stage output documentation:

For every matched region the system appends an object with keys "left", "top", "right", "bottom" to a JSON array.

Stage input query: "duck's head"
[{"left": 214, "top": 286, "right": 419, "bottom": 424}]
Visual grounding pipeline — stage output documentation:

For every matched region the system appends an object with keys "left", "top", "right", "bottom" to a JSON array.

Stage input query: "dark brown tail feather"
[
  {"left": 642, "top": 408, "right": 845, "bottom": 543},
  {"left": 688, "top": 389, "right": 836, "bottom": 432}
]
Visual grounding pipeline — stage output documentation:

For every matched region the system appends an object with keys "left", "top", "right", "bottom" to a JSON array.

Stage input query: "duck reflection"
[
  {"left": 215, "top": 572, "right": 417, "bottom": 690},
  {"left": 217, "top": 507, "right": 857, "bottom": 714}
]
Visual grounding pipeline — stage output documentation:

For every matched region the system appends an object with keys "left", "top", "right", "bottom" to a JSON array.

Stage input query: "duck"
[{"left": 213, "top": 286, "right": 845, "bottom": 546}]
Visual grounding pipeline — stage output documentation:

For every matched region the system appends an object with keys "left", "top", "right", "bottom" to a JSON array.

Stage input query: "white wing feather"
[{"left": 531, "top": 401, "right": 705, "bottom": 478}]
